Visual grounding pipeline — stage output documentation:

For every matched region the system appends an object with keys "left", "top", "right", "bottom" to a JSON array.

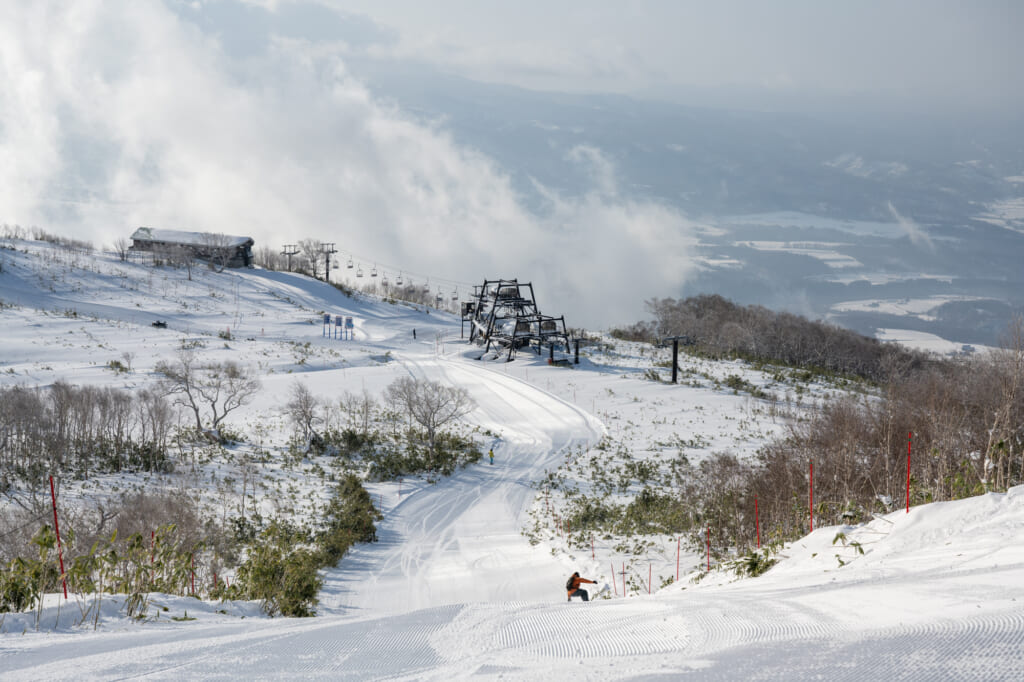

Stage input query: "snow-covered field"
[
  {"left": 830, "top": 294, "right": 988, "bottom": 320},
  {"left": 2, "top": 239, "right": 1022, "bottom": 679},
  {"left": 874, "top": 328, "right": 990, "bottom": 356}
]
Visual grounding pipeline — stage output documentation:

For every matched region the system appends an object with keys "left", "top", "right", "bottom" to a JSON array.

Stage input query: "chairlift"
[
  {"left": 382, "top": 274, "right": 389, "bottom": 287},
  {"left": 396, "top": 272, "right": 403, "bottom": 286},
  {"left": 356, "top": 266, "right": 364, "bottom": 278},
  {"left": 451, "top": 287, "right": 458, "bottom": 301},
  {"left": 346, "top": 257, "right": 354, "bottom": 269},
  {"left": 422, "top": 280, "right": 430, "bottom": 293},
  {"left": 332, "top": 261, "right": 339, "bottom": 269},
  {"left": 370, "top": 264, "right": 378, "bottom": 278}
]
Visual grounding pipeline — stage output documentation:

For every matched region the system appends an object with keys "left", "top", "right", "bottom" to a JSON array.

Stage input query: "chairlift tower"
[
  {"left": 320, "top": 242, "right": 337, "bottom": 283},
  {"left": 467, "top": 278, "right": 570, "bottom": 361},
  {"left": 281, "top": 244, "right": 299, "bottom": 272}
]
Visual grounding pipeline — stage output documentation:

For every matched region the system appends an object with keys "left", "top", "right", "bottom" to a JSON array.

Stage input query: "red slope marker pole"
[
  {"left": 809, "top": 460, "right": 814, "bottom": 532},
  {"left": 611, "top": 562, "right": 618, "bottom": 596},
  {"left": 49, "top": 476, "right": 68, "bottom": 599},
  {"left": 907, "top": 431, "right": 912, "bottom": 513},
  {"left": 755, "top": 496, "right": 761, "bottom": 549}
]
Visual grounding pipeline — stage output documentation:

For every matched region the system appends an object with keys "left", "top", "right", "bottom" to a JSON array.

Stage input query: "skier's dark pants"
[{"left": 569, "top": 588, "right": 589, "bottom": 602}]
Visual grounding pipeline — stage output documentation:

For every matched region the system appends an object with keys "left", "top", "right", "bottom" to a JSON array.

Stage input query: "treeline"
[
  {"left": 562, "top": 318, "right": 1024, "bottom": 569},
  {"left": 0, "top": 383, "right": 177, "bottom": 491},
  {"left": 285, "top": 379, "right": 482, "bottom": 480},
  {"left": 750, "top": 342, "right": 1023, "bottom": 539},
  {"left": 254, "top": 240, "right": 461, "bottom": 312},
  {"left": 614, "top": 294, "right": 931, "bottom": 382},
  {"left": 1, "top": 474, "right": 381, "bottom": 619},
  {"left": 0, "top": 224, "right": 94, "bottom": 252}
]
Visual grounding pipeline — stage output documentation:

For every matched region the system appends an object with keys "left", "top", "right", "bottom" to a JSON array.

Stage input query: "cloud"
[
  {"left": 887, "top": 202, "right": 933, "bottom": 251},
  {"left": 0, "top": 1, "right": 696, "bottom": 327}
]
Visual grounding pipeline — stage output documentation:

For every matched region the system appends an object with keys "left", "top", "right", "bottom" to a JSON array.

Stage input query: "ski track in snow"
[
  {"left": 3, "top": 242, "right": 1023, "bottom": 679},
  {"left": 4, "top": 595, "right": 1021, "bottom": 680},
  {"left": 317, "top": 350, "right": 604, "bottom": 616}
]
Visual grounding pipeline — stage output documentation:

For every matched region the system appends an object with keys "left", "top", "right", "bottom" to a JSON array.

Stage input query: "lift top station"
[{"left": 464, "top": 279, "right": 571, "bottom": 361}]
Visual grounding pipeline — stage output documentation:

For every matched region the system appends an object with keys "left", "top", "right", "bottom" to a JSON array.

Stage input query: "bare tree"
[
  {"left": 163, "top": 244, "right": 196, "bottom": 280},
  {"left": 285, "top": 381, "right": 321, "bottom": 442},
  {"left": 113, "top": 237, "right": 131, "bottom": 262},
  {"left": 155, "top": 351, "right": 204, "bottom": 432},
  {"left": 156, "top": 351, "right": 261, "bottom": 434},
  {"left": 385, "top": 377, "right": 475, "bottom": 457},
  {"left": 339, "top": 390, "right": 378, "bottom": 437},
  {"left": 985, "top": 316, "right": 1024, "bottom": 490},
  {"left": 136, "top": 388, "right": 176, "bottom": 451},
  {"left": 201, "top": 232, "right": 235, "bottom": 272},
  {"left": 253, "top": 246, "right": 283, "bottom": 271},
  {"left": 299, "top": 239, "right": 322, "bottom": 279}
]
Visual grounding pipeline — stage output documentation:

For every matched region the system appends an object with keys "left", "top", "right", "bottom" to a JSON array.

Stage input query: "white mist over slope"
[
  {"left": 1, "top": 240, "right": 1023, "bottom": 679},
  {"left": 0, "top": 2, "right": 697, "bottom": 327}
]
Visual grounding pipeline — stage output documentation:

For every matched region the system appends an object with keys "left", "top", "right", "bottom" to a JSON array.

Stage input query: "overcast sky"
[
  {"left": 1, "top": 1, "right": 1021, "bottom": 325},
  {"left": 328, "top": 0, "right": 1024, "bottom": 113}
]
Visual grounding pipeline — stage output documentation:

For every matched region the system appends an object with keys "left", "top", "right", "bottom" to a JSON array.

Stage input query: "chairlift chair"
[
  {"left": 356, "top": 266, "right": 364, "bottom": 278},
  {"left": 396, "top": 272, "right": 403, "bottom": 286},
  {"left": 332, "top": 261, "right": 339, "bottom": 269},
  {"left": 451, "top": 287, "right": 458, "bottom": 301},
  {"left": 382, "top": 274, "right": 389, "bottom": 286},
  {"left": 347, "top": 257, "right": 354, "bottom": 269},
  {"left": 370, "top": 265, "right": 378, "bottom": 277}
]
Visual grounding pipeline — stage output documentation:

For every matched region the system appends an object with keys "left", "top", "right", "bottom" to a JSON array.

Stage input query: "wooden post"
[
  {"left": 49, "top": 476, "right": 68, "bottom": 599},
  {"left": 621, "top": 562, "right": 627, "bottom": 597}
]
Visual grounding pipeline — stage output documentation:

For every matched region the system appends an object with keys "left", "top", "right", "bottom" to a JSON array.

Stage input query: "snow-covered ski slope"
[{"left": 2, "top": 240, "right": 1023, "bottom": 680}]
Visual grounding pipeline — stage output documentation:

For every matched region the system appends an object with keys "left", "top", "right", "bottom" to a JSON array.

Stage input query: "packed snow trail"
[
  {"left": 318, "top": 349, "right": 604, "bottom": 615},
  {"left": 5, "top": 555, "right": 1022, "bottom": 680},
  {"left": 4, "top": 243, "right": 1024, "bottom": 679}
]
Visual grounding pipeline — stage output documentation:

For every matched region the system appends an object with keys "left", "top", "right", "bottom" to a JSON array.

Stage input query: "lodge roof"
[{"left": 130, "top": 227, "right": 253, "bottom": 248}]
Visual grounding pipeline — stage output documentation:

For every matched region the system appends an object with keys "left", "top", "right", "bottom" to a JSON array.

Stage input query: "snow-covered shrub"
[
  {"left": 317, "top": 474, "right": 380, "bottom": 566},
  {"left": 234, "top": 521, "right": 322, "bottom": 618}
]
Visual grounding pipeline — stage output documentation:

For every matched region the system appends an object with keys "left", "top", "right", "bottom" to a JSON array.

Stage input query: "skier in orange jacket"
[{"left": 566, "top": 572, "right": 596, "bottom": 601}]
